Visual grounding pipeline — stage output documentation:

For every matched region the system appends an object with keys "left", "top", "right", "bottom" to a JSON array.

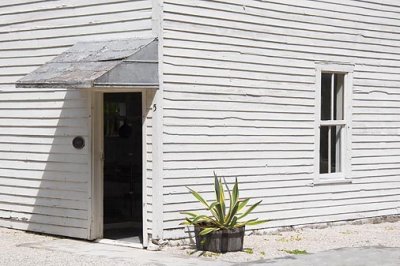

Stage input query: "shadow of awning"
[{"left": 16, "top": 38, "right": 158, "bottom": 89}]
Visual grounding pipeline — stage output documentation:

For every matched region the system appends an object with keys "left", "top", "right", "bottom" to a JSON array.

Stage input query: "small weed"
[
  {"left": 200, "top": 251, "right": 220, "bottom": 258},
  {"left": 277, "top": 234, "right": 302, "bottom": 242},
  {"left": 260, "top": 251, "right": 266, "bottom": 256},
  {"left": 281, "top": 249, "right": 308, "bottom": 255},
  {"left": 243, "top": 248, "right": 254, "bottom": 254},
  {"left": 276, "top": 237, "right": 289, "bottom": 243},
  {"left": 340, "top": 230, "right": 353, "bottom": 235},
  {"left": 290, "top": 235, "right": 303, "bottom": 241}
]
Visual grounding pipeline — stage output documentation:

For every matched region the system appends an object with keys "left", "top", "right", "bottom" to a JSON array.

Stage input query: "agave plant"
[{"left": 181, "top": 173, "right": 268, "bottom": 236}]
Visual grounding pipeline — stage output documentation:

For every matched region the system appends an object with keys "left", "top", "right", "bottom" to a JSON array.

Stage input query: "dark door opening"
[{"left": 103, "top": 92, "right": 143, "bottom": 243}]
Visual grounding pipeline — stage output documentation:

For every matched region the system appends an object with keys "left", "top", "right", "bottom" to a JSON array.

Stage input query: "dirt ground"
[
  {"left": 0, "top": 227, "right": 134, "bottom": 266},
  {"left": 0, "top": 220, "right": 399, "bottom": 265},
  {"left": 163, "top": 220, "right": 400, "bottom": 263}
]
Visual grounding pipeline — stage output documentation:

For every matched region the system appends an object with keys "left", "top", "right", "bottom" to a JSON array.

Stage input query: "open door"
[{"left": 102, "top": 92, "right": 143, "bottom": 244}]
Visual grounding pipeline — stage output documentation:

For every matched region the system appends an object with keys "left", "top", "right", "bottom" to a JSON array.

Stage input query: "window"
[
  {"left": 315, "top": 64, "right": 353, "bottom": 182},
  {"left": 320, "top": 73, "right": 345, "bottom": 174}
]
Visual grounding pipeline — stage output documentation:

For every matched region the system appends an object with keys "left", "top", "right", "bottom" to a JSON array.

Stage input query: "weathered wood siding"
[
  {"left": 0, "top": 0, "right": 153, "bottom": 238},
  {"left": 0, "top": 87, "right": 90, "bottom": 238},
  {"left": 145, "top": 90, "right": 156, "bottom": 235},
  {"left": 161, "top": 0, "right": 400, "bottom": 238}
]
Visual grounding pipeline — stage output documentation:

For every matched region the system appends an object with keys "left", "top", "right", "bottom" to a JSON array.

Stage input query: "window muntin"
[
  {"left": 321, "top": 73, "right": 344, "bottom": 121},
  {"left": 319, "top": 73, "right": 345, "bottom": 175},
  {"left": 320, "top": 125, "right": 343, "bottom": 174}
]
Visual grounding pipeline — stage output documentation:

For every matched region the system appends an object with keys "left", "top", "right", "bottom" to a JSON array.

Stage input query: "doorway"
[{"left": 102, "top": 92, "right": 143, "bottom": 243}]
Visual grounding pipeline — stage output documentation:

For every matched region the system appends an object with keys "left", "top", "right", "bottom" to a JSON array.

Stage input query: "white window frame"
[{"left": 314, "top": 63, "right": 353, "bottom": 184}]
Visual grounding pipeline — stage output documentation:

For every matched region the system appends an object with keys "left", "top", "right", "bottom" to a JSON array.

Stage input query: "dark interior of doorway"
[{"left": 103, "top": 93, "right": 142, "bottom": 243}]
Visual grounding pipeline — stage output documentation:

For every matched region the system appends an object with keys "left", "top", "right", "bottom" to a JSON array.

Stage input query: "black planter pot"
[{"left": 194, "top": 226, "right": 245, "bottom": 253}]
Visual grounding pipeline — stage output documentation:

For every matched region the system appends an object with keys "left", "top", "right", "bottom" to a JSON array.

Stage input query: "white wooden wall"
[
  {"left": 0, "top": 87, "right": 91, "bottom": 238},
  {"left": 161, "top": 0, "right": 400, "bottom": 239},
  {"left": 0, "top": 0, "right": 153, "bottom": 239},
  {"left": 145, "top": 90, "right": 156, "bottom": 235}
]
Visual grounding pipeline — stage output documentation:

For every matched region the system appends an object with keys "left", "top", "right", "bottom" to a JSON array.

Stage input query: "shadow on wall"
[
  {"left": 19, "top": 88, "right": 153, "bottom": 240},
  {"left": 1, "top": 87, "right": 155, "bottom": 240},
  {"left": 16, "top": 87, "right": 91, "bottom": 239}
]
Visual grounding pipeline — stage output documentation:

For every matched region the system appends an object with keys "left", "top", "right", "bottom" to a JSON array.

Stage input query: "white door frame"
[{"left": 89, "top": 87, "right": 151, "bottom": 247}]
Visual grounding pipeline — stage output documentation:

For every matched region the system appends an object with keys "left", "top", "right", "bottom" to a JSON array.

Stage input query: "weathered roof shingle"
[{"left": 16, "top": 38, "right": 158, "bottom": 88}]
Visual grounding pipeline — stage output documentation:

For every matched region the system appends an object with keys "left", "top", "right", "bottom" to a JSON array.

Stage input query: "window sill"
[{"left": 310, "top": 179, "right": 353, "bottom": 186}]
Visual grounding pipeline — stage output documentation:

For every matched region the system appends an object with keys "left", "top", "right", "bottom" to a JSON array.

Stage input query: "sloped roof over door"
[{"left": 16, "top": 38, "right": 158, "bottom": 89}]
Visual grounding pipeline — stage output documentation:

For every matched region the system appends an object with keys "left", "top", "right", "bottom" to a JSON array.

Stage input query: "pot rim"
[{"left": 194, "top": 225, "right": 245, "bottom": 231}]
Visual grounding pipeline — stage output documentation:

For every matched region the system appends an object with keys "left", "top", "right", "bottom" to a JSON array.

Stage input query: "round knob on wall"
[{"left": 72, "top": 136, "right": 85, "bottom": 150}]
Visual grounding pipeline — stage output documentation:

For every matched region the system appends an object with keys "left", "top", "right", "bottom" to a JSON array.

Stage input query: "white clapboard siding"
[
  {"left": 145, "top": 90, "right": 155, "bottom": 234},
  {"left": 0, "top": 0, "right": 153, "bottom": 239},
  {"left": 0, "top": 193, "right": 88, "bottom": 210},
  {"left": 0, "top": 219, "right": 88, "bottom": 239},
  {"left": 0, "top": 88, "right": 91, "bottom": 238},
  {"left": 161, "top": 0, "right": 400, "bottom": 238},
  {"left": 0, "top": 0, "right": 153, "bottom": 85}
]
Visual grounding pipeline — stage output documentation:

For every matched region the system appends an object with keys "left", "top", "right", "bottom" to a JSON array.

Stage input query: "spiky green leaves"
[{"left": 181, "top": 173, "right": 268, "bottom": 236}]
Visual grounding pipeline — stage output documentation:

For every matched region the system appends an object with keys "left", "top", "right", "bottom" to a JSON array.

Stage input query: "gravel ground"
[
  {"left": 162, "top": 221, "right": 400, "bottom": 263},
  {"left": 0, "top": 228, "right": 137, "bottom": 266},
  {"left": 1, "top": 221, "right": 399, "bottom": 265}
]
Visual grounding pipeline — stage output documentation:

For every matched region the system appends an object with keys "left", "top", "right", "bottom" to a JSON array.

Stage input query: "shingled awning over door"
[{"left": 16, "top": 38, "right": 158, "bottom": 89}]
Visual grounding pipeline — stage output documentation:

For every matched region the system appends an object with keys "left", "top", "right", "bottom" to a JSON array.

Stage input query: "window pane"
[
  {"left": 334, "top": 74, "right": 345, "bottom": 120},
  {"left": 331, "top": 126, "right": 343, "bottom": 173},
  {"left": 320, "top": 125, "right": 343, "bottom": 174},
  {"left": 321, "top": 73, "right": 332, "bottom": 121},
  {"left": 320, "top": 126, "right": 329, "bottom": 174}
]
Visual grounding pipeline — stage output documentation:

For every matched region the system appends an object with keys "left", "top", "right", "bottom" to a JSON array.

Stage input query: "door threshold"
[{"left": 95, "top": 238, "right": 144, "bottom": 249}]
